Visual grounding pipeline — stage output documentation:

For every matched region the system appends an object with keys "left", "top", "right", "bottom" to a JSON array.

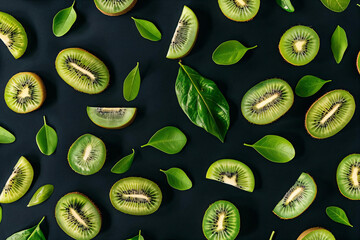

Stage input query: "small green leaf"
[
  {"left": 127, "top": 230, "right": 144, "bottom": 240},
  {"left": 160, "top": 168, "right": 192, "bottom": 191},
  {"left": 276, "top": 0, "right": 295, "bottom": 12},
  {"left": 0, "top": 205, "right": 2, "bottom": 224},
  {"left": 331, "top": 25, "right": 348, "bottom": 64},
  {"left": 111, "top": 149, "right": 135, "bottom": 174},
  {"left": 132, "top": 17, "right": 161, "bottom": 41},
  {"left": 320, "top": 0, "right": 350, "bottom": 12},
  {"left": 36, "top": 116, "right": 58, "bottom": 156},
  {"left": 269, "top": 231, "right": 275, "bottom": 240},
  {"left": 326, "top": 206, "right": 353, "bottom": 227},
  {"left": 6, "top": 216, "right": 46, "bottom": 240},
  {"left": 0, "top": 126, "right": 15, "bottom": 144},
  {"left": 295, "top": 75, "right": 331, "bottom": 97},
  {"left": 27, "top": 184, "right": 54, "bottom": 207},
  {"left": 212, "top": 40, "right": 257, "bottom": 65},
  {"left": 53, "top": 1, "right": 77, "bottom": 37},
  {"left": 123, "top": 62, "right": 141, "bottom": 102}
]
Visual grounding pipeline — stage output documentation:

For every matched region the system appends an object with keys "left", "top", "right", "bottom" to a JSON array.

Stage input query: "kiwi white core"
[
  {"left": 100, "top": 107, "right": 121, "bottom": 112},
  {"left": 222, "top": 175, "right": 238, "bottom": 187},
  {"left": 0, "top": 32, "right": 11, "bottom": 47},
  {"left": 123, "top": 193, "right": 150, "bottom": 202},
  {"left": 70, "top": 208, "right": 89, "bottom": 228},
  {"left": 320, "top": 103, "right": 341, "bottom": 125},
  {"left": 83, "top": 145, "right": 93, "bottom": 161},
  {"left": 216, "top": 212, "right": 226, "bottom": 231},
  {"left": 351, "top": 166, "right": 360, "bottom": 187},
  {"left": 294, "top": 40, "right": 307, "bottom": 53},
  {"left": 69, "top": 62, "right": 96, "bottom": 82},
  {"left": 235, "top": 0, "right": 247, "bottom": 7},
  {"left": 285, "top": 187, "right": 304, "bottom": 205},
  {"left": 254, "top": 93, "right": 280, "bottom": 109},
  {"left": 18, "top": 86, "right": 31, "bottom": 99}
]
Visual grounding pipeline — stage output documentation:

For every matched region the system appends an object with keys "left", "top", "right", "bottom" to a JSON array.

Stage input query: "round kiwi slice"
[
  {"left": 206, "top": 159, "right": 255, "bottom": 192},
  {"left": 109, "top": 177, "right": 162, "bottom": 215},
  {"left": 297, "top": 227, "right": 335, "bottom": 240},
  {"left": 202, "top": 200, "right": 240, "bottom": 240},
  {"left": 218, "top": 0, "right": 260, "bottom": 22},
  {"left": 279, "top": 25, "right": 320, "bottom": 66},
  {"left": 87, "top": 107, "right": 137, "bottom": 129},
  {"left": 273, "top": 172, "right": 317, "bottom": 219},
  {"left": 68, "top": 134, "right": 106, "bottom": 175},
  {"left": 0, "top": 156, "right": 33, "bottom": 204},
  {"left": 336, "top": 154, "right": 360, "bottom": 200},
  {"left": 55, "top": 48, "right": 110, "bottom": 94},
  {"left": 305, "top": 89, "right": 355, "bottom": 139},
  {"left": 4, "top": 72, "right": 46, "bottom": 114},
  {"left": 241, "top": 78, "right": 294, "bottom": 125},
  {"left": 94, "top": 0, "right": 137, "bottom": 16},
  {"left": 166, "top": 6, "right": 199, "bottom": 59},
  {"left": 55, "top": 192, "right": 102, "bottom": 240}
]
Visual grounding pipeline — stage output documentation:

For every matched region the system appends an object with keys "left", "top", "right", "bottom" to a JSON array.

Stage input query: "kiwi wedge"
[
  {"left": 68, "top": 134, "right": 106, "bottom": 175},
  {"left": 241, "top": 78, "right": 294, "bottom": 125},
  {"left": 297, "top": 227, "right": 335, "bottom": 240},
  {"left": 305, "top": 90, "right": 355, "bottom": 139},
  {"left": 218, "top": 0, "right": 260, "bottom": 22},
  {"left": 0, "top": 156, "right": 33, "bottom": 204},
  {"left": 94, "top": 0, "right": 137, "bottom": 16},
  {"left": 110, "top": 177, "right": 162, "bottom": 215},
  {"left": 336, "top": 154, "right": 360, "bottom": 200},
  {"left": 166, "top": 6, "right": 199, "bottom": 59},
  {"left": 202, "top": 200, "right": 240, "bottom": 240},
  {"left": 273, "top": 172, "right": 317, "bottom": 219},
  {"left": 55, "top": 48, "right": 110, "bottom": 94},
  {"left": 87, "top": 107, "right": 137, "bottom": 129},
  {"left": 279, "top": 25, "right": 320, "bottom": 66},
  {"left": 206, "top": 159, "right": 255, "bottom": 192},
  {"left": 55, "top": 192, "right": 101, "bottom": 240}
]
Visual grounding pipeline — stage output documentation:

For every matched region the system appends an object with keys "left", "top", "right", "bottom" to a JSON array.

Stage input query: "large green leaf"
[{"left": 320, "top": 0, "right": 351, "bottom": 12}]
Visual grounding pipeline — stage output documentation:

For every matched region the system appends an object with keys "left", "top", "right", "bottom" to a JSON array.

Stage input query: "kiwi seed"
[
  {"left": 336, "top": 154, "right": 360, "bottom": 200},
  {"left": 94, "top": 0, "right": 137, "bottom": 16},
  {"left": 86, "top": 107, "right": 137, "bottom": 129},
  {"left": 218, "top": 0, "right": 260, "bottom": 22}
]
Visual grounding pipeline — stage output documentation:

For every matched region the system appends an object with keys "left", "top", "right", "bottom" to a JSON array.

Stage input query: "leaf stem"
[
  {"left": 249, "top": 45, "right": 258, "bottom": 50},
  {"left": 140, "top": 144, "right": 148, "bottom": 148},
  {"left": 243, "top": 143, "right": 252, "bottom": 147},
  {"left": 43, "top": 116, "right": 47, "bottom": 125},
  {"left": 72, "top": 0, "right": 76, "bottom": 7},
  {"left": 269, "top": 231, "right": 275, "bottom": 240}
]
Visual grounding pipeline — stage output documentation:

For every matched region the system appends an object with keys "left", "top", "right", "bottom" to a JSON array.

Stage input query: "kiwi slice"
[
  {"left": 87, "top": 107, "right": 137, "bottom": 129},
  {"left": 55, "top": 192, "right": 102, "bottom": 240},
  {"left": 279, "top": 25, "right": 320, "bottom": 66},
  {"left": 336, "top": 154, "right": 360, "bottom": 200},
  {"left": 166, "top": 6, "right": 199, "bottom": 59},
  {"left": 206, "top": 159, "right": 255, "bottom": 192},
  {"left": 357, "top": 51, "right": 360, "bottom": 75},
  {"left": 241, "top": 78, "right": 294, "bottom": 125},
  {"left": 273, "top": 172, "right": 317, "bottom": 219},
  {"left": 218, "top": 0, "right": 260, "bottom": 22},
  {"left": 55, "top": 48, "right": 110, "bottom": 94},
  {"left": 297, "top": 227, "right": 335, "bottom": 240},
  {"left": 305, "top": 90, "right": 355, "bottom": 139},
  {"left": 0, "top": 156, "right": 33, "bottom": 204},
  {"left": 109, "top": 177, "right": 162, "bottom": 215},
  {"left": 202, "top": 200, "right": 240, "bottom": 240},
  {"left": 68, "top": 134, "right": 106, "bottom": 175},
  {"left": 94, "top": 0, "right": 137, "bottom": 16}
]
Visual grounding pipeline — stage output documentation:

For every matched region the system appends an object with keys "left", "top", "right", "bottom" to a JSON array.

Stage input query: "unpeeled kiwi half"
[
  {"left": 297, "top": 227, "right": 335, "bottom": 240},
  {"left": 87, "top": 107, "right": 137, "bottom": 129},
  {"left": 218, "top": 0, "right": 260, "bottom": 22},
  {"left": 336, "top": 154, "right": 360, "bottom": 200},
  {"left": 94, "top": 0, "right": 137, "bottom": 16}
]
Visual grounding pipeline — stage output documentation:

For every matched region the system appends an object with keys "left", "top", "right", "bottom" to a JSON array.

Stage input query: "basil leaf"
[
  {"left": 36, "top": 116, "right": 58, "bottom": 156},
  {"left": 111, "top": 149, "right": 135, "bottom": 174},
  {"left": 331, "top": 25, "right": 348, "bottom": 64},
  {"left": 295, "top": 75, "right": 331, "bottom": 97},
  {"left": 212, "top": 40, "right": 257, "bottom": 65},
  {"left": 6, "top": 216, "right": 46, "bottom": 240},
  {"left": 276, "top": 0, "right": 295, "bottom": 12},
  {"left": 123, "top": 62, "right": 141, "bottom": 102},
  {"left": 269, "top": 231, "right": 275, "bottom": 240},
  {"left": 0, "top": 126, "right": 15, "bottom": 144},
  {"left": 0, "top": 205, "right": 2, "bottom": 224},
  {"left": 326, "top": 206, "right": 353, "bottom": 227},
  {"left": 52, "top": 1, "right": 77, "bottom": 37},
  {"left": 244, "top": 135, "right": 295, "bottom": 163},
  {"left": 127, "top": 230, "right": 144, "bottom": 240},
  {"left": 132, "top": 17, "right": 161, "bottom": 41},
  {"left": 176, "top": 63, "right": 230, "bottom": 142},
  {"left": 320, "top": 0, "right": 350, "bottom": 12},
  {"left": 160, "top": 168, "right": 192, "bottom": 191},
  {"left": 141, "top": 126, "right": 187, "bottom": 154},
  {"left": 27, "top": 184, "right": 54, "bottom": 207}
]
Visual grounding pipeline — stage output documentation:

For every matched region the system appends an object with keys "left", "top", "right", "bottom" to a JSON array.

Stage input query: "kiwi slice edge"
[
  {"left": 357, "top": 51, "right": 360, "bottom": 75},
  {"left": 86, "top": 107, "right": 137, "bottom": 129},
  {"left": 94, "top": 0, "right": 138, "bottom": 16}
]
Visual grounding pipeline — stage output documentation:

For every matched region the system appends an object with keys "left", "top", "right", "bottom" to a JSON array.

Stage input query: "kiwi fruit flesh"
[
  {"left": 94, "top": 0, "right": 137, "bottom": 16},
  {"left": 279, "top": 25, "right": 320, "bottom": 66},
  {"left": 55, "top": 48, "right": 110, "bottom": 94},
  {"left": 297, "top": 227, "right": 335, "bottom": 240},
  {"left": 0, "top": 156, "right": 33, "bottom": 204},
  {"left": 305, "top": 90, "right": 355, "bottom": 139},
  {"left": 218, "top": 0, "right": 260, "bottom": 22},
  {"left": 273, "top": 172, "right": 317, "bottom": 219},
  {"left": 241, "top": 78, "right": 294, "bottom": 125},
  {"left": 68, "top": 134, "right": 106, "bottom": 175},
  {"left": 206, "top": 159, "right": 255, "bottom": 192},
  {"left": 87, "top": 107, "right": 137, "bottom": 129},
  {"left": 336, "top": 154, "right": 360, "bottom": 200},
  {"left": 202, "top": 200, "right": 240, "bottom": 240},
  {"left": 166, "top": 6, "right": 199, "bottom": 59},
  {"left": 55, "top": 192, "right": 101, "bottom": 240},
  {"left": 109, "top": 177, "right": 162, "bottom": 216}
]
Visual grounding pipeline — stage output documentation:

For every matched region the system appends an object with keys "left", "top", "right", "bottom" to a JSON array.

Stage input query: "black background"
[{"left": 0, "top": 0, "right": 359, "bottom": 239}]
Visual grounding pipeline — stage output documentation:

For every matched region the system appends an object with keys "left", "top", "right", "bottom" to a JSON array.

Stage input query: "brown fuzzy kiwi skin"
[
  {"left": 218, "top": 0, "right": 260, "bottom": 22},
  {"left": 336, "top": 153, "right": 360, "bottom": 200},
  {"left": 297, "top": 227, "right": 327, "bottom": 240},
  {"left": 356, "top": 51, "right": 360, "bottom": 75},
  {"left": 94, "top": 0, "right": 137, "bottom": 16},
  {"left": 90, "top": 108, "right": 137, "bottom": 129}
]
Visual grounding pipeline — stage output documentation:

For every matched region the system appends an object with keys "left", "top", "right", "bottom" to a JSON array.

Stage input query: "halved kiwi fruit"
[
  {"left": 218, "top": 0, "right": 260, "bottom": 22},
  {"left": 241, "top": 78, "right": 294, "bottom": 125},
  {"left": 279, "top": 25, "right": 320, "bottom": 66},
  {"left": 202, "top": 200, "right": 240, "bottom": 240},
  {"left": 94, "top": 0, "right": 137, "bottom": 16},
  {"left": 206, "top": 159, "right": 255, "bottom": 192},
  {"left": 87, "top": 107, "right": 137, "bottom": 129},
  {"left": 357, "top": 51, "right": 360, "bottom": 75},
  {"left": 166, "top": 6, "right": 199, "bottom": 59},
  {"left": 273, "top": 172, "right": 317, "bottom": 219},
  {"left": 55, "top": 48, "right": 110, "bottom": 94},
  {"left": 0, "top": 156, "right": 33, "bottom": 204},
  {"left": 305, "top": 90, "right": 355, "bottom": 139},
  {"left": 336, "top": 154, "right": 360, "bottom": 200},
  {"left": 55, "top": 192, "right": 101, "bottom": 240},
  {"left": 297, "top": 227, "right": 335, "bottom": 240},
  {"left": 68, "top": 134, "right": 106, "bottom": 175},
  {"left": 110, "top": 177, "right": 162, "bottom": 215}
]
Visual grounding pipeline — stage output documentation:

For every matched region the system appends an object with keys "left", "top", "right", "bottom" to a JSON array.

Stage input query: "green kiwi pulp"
[
  {"left": 109, "top": 177, "right": 162, "bottom": 216},
  {"left": 305, "top": 90, "right": 355, "bottom": 139},
  {"left": 0, "top": 156, "right": 33, "bottom": 204},
  {"left": 87, "top": 107, "right": 137, "bottom": 129},
  {"left": 202, "top": 200, "right": 240, "bottom": 240},
  {"left": 273, "top": 172, "right": 317, "bottom": 219},
  {"left": 68, "top": 134, "right": 106, "bottom": 176},
  {"left": 55, "top": 192, "right": 102, "bottom": 240},
  {"left": 94, "top": 0, "right": 137, "bottom": 16},
  {"left": 218, "top": 0, "right": 260, "bottom": 22},
  {"left": 279, "top": 25, "right": 320, "bottom": 66},
  {"left": 166, "top": 6, "right": 199, "bottom": 59},
  {"left": 336, "top": 154, "right": 360, "bottom": 200},
  {"left": 297, "top": 227, "right": 335, "bottom": 240},
  {"left": 55, "top": 48, "right": 110, "bottom": 94},
  {"left": 241, "top": 78, "right": 294, "bottom": 125},
  {"left": 206, "top": 159, "right": 255, "bottom": 192}
]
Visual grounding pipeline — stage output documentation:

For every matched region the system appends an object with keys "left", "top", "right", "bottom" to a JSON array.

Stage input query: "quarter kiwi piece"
[
  {"left": 110, "top": 177, "right": 162, "bottom": 215},
  {"left": 0, "top": 156, "right": 34, "bottom": 204},
  {"left": 94, "top": 0, "right": 137, "bottom": 16},
  {"left": 336, "top": 154, "right": 360, "bottom": 200},
  {"left": 206, "top": 159, "right": 255, "bottom": 192},
  {"left": 305, "top": 89, "right": 355, "bottom": 139},
  {"left": 279, "top": 25, "right": 320, "bottom": 66},
  {"left": 55, "top": 48, "right": 110, "bottom": 94},
  {"left": 297, "top": 227, "right": 335, "bottom": 240},
  {"left": 87, "top": 107, "right": 137, "bottom": 129},
  {"left": 55, "top": 192, "right": 101, "bottom": 240},
  {"left": 202, "top": 200, "right": 240, "bottom": 240},
  {"left": 218, "top": 0, "right": 260, "bottom": 22},
  {"left": 273, "top": 172, "right": 317, "bottom": 219},
  {"left": 241, "top": 78, "right": 294, "bottom": 125}
]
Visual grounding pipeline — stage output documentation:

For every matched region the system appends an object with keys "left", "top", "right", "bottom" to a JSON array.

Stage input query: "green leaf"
[
  {"left": 276, "top": 0, "right": 295, "bottom": 12},
  {"left": 326, "top": 206, "right": 353, "bottom": 227},
  {"left": 141, "top": 126, "right": 187, "bottom": 154},
  {"left": 160, "top": 168, "right": 192, "bottom": 191},
  {"left": 127, "top": 230, "right": 144, "bottom": 240},
  {"left": 244, "top": 135, "right": 295, "bottom": 163},
  {"left": 27, "top": 184, "right": 54, "bottom": 207},
  {"left": 269, "top": 231, "right": 275, "bottom": 240},
  {"left": 212, "top": 40, "right": 257, "bottom": 65},
  {"left": 123, "top": 62, "right": 141, "bottom": 102},
  {"left": 176, "top": 63, "right": 230, "bottom": 142},
  {"left": 295, "top": 75, "right": 331, "bottom": 97},
  {"left": 52, "top": 1, "right": 77, "bottom": 37},
  {"left": 132, "top": 17, "right": 161, "bottom": 41},
  {"left": 36, "top": 116, "right": 58, "bottom": 156},
  {"left": 331, "top": 25, "right": 348, "bottom": 64},
  {"left": 320, "top": 0, "right": 350, "bottom": 12},
  {"left": 0, "top": 126, "right": 15, "bottom": 144},
  {"left": 6, "top": 216, "right": 46, "bottom": 240},
  {"left": 111, "top": 149, "right": 135, "bottom": 174}
]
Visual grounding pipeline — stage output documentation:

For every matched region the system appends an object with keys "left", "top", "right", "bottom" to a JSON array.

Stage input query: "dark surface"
[{"left": 0, "top": 0, "right": 359, "bottom": 239}]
